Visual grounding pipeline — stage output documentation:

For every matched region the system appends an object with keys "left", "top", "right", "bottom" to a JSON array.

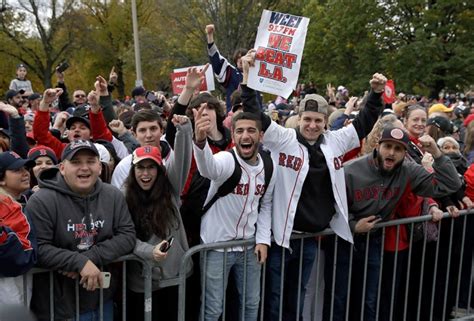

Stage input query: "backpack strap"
[
  {"left": 258, "top": 149, "right": 274, "bottom": 210},
  {"left": 201, "top": 149, "right": 242, "bottom": 214},
  {"left": 201, "top": 149, "right": 274, "bottom": 214}
]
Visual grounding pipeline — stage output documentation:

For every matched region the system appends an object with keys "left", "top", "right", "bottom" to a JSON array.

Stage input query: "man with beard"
[
  {"left": 323, "top": 126, "right": 461, "bottom": 321},
  {"left": 192, "top": 109, "right": 275, "bottom": 321}
]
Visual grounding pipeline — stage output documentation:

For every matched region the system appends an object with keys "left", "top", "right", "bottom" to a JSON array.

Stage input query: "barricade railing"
[
  {"left": 1, "top": 254, "right": 154, "bottom": 321},
  {"left": 3, "top": 211, "right": 474, "bottom": 321},
  {"left": 176, "top": 210, "right": 474, "bottom": 321}
]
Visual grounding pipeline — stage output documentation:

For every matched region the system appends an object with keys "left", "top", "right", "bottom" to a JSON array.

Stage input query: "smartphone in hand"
[
  {"left": 95, "top": 272, "right": 111, "bottom": 289},
  {"left": 159, "top": 236, "right": 174, "bottom": 253}
]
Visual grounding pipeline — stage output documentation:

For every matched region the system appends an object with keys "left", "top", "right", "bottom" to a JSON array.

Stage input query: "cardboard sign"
[
  {"left": 170, "top": 65, "right": 215, "bottom": 95},
  {"left": 248, "top": 10, "right": 310, "bottom": 98}
]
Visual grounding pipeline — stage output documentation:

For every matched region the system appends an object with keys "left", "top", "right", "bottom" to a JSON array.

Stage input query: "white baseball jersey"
[
  {"left": 193, "top": 142, "right": 275, "bottom": 250},
  {"left": 263, "top": 121, "right": 359, "bottom": 248}
]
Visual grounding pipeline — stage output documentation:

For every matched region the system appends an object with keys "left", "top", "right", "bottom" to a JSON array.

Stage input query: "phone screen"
[
  {"left": 160, "top": 237, "right": 174, "bottom": 252},
  {"left": 146, "top": 92, "right": 157, "bottom": 102}
]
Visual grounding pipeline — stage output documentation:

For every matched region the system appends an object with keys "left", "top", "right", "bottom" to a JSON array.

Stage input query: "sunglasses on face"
[{"left": 75, "top": 94, "right": 86, "bottom": 98}]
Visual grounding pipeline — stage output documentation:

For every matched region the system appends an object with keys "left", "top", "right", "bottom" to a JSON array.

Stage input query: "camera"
[{"left": 56, "top": 61, "right": 70, "bottom": 73}]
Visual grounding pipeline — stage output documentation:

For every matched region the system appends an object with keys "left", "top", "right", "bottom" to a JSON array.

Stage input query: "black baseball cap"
[
  {"left": 427, "top": 116, "right": 453, "bottom": 134},
  {"left": 379, "top": 127, "right": 409, "bottom": 149},
  {"left": 5, "top": 89, "right": 25, "bottom": 101},
  {"left": 61, "top": 139, "right": 99, "bottom": 161},
  {"left": 66, "top": 116, "right": 91, "bottom": 130},
  {"left": 0, "top": 151, "right": 35, "bottom": 171},
  {"left": 0, "top": 128, "right": 10, "bottom": 140},
  {"left": 28, "top": 93, "right": 42, "bottom": 101}
]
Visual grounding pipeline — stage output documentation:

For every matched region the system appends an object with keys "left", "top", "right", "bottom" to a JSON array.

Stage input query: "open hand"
[{"left": 185, "top": 64, "right": 209, "bottom": 90}]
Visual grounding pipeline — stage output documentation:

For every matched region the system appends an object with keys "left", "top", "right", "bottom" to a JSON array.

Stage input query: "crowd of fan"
[{"left": 1, "top": 24, "right": 474, "bottom": 321}]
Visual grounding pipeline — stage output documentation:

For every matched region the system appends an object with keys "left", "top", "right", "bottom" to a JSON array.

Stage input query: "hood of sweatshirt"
[{"left": 38, "top": 167, "right": 103, "bottom": 199}]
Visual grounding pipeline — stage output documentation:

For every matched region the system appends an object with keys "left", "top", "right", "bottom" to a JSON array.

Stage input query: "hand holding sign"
[
  {"left": 248, "top": 10, "right": 310, "bottom": 98},
  {"left": 241, "top": 50, "right": 256, "bottom": 84}
]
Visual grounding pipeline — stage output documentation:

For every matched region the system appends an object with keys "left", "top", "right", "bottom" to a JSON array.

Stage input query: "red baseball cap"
[{"left": 132, "top": 146, "right": 162, "bottom": 165}]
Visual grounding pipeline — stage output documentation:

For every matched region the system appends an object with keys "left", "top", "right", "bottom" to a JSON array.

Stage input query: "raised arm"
[
  {"left": 410, "top": 135, "right": 462, "bottom": 197},
  {"left": 165, "top": 116, "right": 193, "bottom": 195},
  {"left": 349, "top": 73, "right": 386, "bottom": 140},
  {"left": 206, "top": 24, "right": 236, "bottom": 87},
  {"left": 166, "top": 65, "right": 209, "bottom": 148},
  {"left": 192, "top": 106, "right": 232, "bottom": 180},
  {"left": 240, "top": 50, "right": 272, "bottom": 130},
  {"left": 0, "top": 103, "right": 29, "bottom": 158},
  {"left": 34, "top": 88, "right": 66, "bottom": 159}
]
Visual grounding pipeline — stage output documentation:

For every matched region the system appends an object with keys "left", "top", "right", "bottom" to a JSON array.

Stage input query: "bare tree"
[{"left": 0, "top": 0, "right": 82, "bottom": 89}]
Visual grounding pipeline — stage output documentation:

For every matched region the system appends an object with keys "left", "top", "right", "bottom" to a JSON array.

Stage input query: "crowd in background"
[{"left": 1, "top": 23, "right": 474, "bottom": 321}]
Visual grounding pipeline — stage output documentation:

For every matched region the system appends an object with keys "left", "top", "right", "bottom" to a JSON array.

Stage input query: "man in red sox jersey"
[
  {"left": 193, "top": 110, "right": 276, "bottom": 321},
  {"left": 240, "top": 51, "right": 386, "bottom": 321}
]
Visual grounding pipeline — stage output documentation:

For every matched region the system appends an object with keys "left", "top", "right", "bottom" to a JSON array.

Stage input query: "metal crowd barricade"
[
  {"left": 176, "top": 210, "right": 474, "bottom": 321},
  {"left": 4, "top": 211, "right": 474, "bottom": 320},
  {"left": 3, "top": 254, "right": 153, "bottom": 321}
]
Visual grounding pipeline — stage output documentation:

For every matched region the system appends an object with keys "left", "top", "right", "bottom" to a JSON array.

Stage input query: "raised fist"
[
  {"left": 205, "top": 24, "right": 215, "bottom": 35},
  {"left": 369, "top": 73, "right": 388, "bottom": 93}
]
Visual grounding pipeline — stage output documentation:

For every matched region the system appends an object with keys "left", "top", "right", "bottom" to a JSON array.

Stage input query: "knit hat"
[
  {"left": 94, "top": 143, "right": 111, "bottom": 163},
  {"left": 28, "top": 145, "right": 58, "bottom": 164},
  {"left": 131, "top": 86, "right": 146, "bottom": 98}
]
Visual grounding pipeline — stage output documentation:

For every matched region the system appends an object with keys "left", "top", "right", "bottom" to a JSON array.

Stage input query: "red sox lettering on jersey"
[
  {"left": 279, "top": 152, "right": 345, "bottom": 171},
  {"left": 278, "top": 152, "right": 303, "bottom": 171},
  {"left": 354, "top": 186, "right": 401, "bottom": 202},
  {"left": 233, "top": 183, "right": 267, "bottom": 196}
]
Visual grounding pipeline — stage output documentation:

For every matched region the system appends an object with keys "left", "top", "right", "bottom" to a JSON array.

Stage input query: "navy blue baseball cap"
[
  {"left": 66, "top": 116, "right": 91, "bottom": 130},
  {"left": 0, "top": 151, "right": 35, "bottom": 171},
  {"left": 0, "top": 128, "right": 10, "bottom": 139},
  {"left": 61, "top": 139, "right": 99, "bottom": 161},
  {"left": 5, "top": 89, "right": 25, "bottom": 101}
]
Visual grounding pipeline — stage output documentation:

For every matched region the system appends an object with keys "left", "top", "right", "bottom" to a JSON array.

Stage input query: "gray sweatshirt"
[
  {"left": 345, "top": 151, "right": 462, "bottom": 232},
  {"left": 126, "top": 121, "right": 193, "bottom": 292}
]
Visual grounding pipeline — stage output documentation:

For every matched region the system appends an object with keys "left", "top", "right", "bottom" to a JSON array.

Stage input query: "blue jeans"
[
  {"left": 201, "top": 248, "right": 262, "bottom": 321},
  {"left": 323, "top": 234, "right": 382, "bottom": 321},
  {"left": 264, "top": 237, "right": 317, "bottom": 321},
  {"left": 72, "top": 299, "right": 113, "bottom": 321}
]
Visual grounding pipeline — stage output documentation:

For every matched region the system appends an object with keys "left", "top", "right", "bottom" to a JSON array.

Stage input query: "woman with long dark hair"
[{"left": 125, "top": 115, "right": 193, "bottom": 321}]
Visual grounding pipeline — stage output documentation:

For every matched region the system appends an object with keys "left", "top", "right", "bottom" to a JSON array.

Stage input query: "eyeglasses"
[{"left": 74, "top": 94, "right": 86, "bottom": 98}]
